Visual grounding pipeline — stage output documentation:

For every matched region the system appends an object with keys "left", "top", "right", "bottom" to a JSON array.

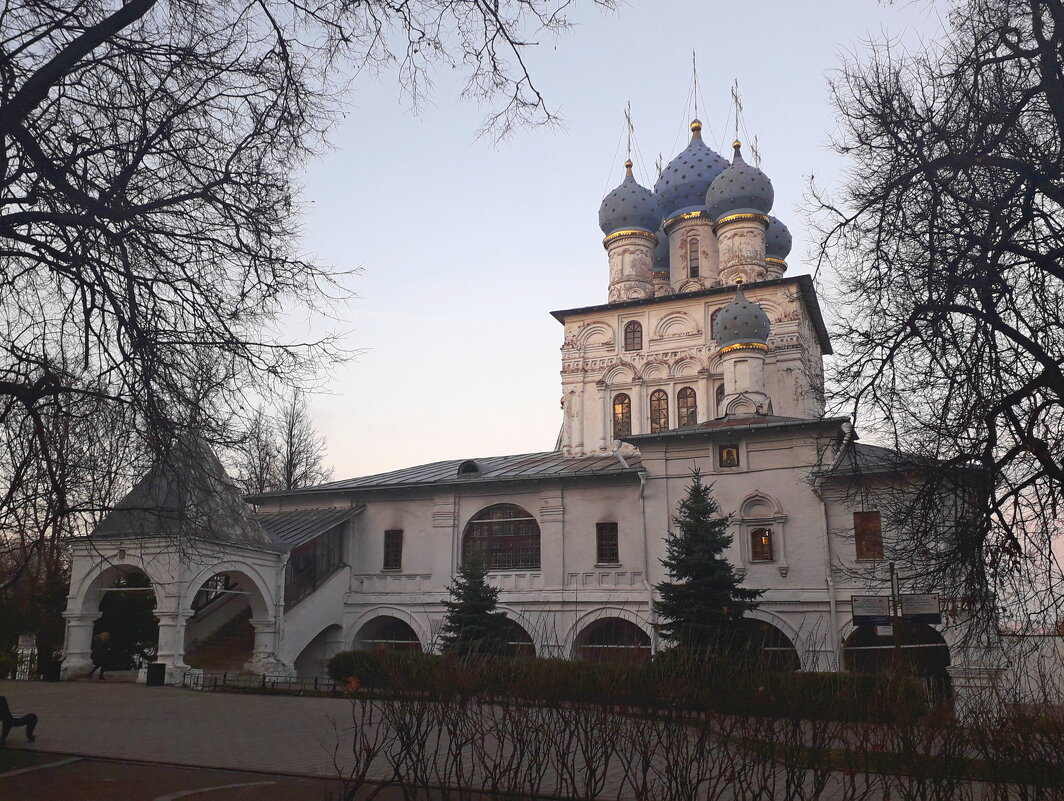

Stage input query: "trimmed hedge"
[{"left": 326, "top": 649, "right": 929, "bottom": 722}]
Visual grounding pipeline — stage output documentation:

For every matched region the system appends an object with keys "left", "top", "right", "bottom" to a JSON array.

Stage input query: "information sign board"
[
  {"left": 851, "top": 596, "right": 891, "bottom": 626},
  {"left": 900, "top": 594, "right": 941, "bottom": 624}
]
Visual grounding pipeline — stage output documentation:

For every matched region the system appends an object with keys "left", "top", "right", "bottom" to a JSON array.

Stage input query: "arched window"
[
  {"left": 612, "top": 393, "right": 631, "bottom": 439},
  {"left": 677, "top": 386, "right": 697, "bottom": 426},
  {"left": 688, "top": 238, "right": 700, "bottom": 278},
  {"left": 623, "top": 321, "right": 642, "bottom": 351},
  {"left": 750, "top": 527, "right": 774, "bottom": 561},
  {"left": 715, "top": 383, "right": 726, "bottom": 415},
  {"left": 649, "top": 389, "right": 669, "bottom": 433},
  {"left": 463, "top": 504, "right": 540, "bottom": 570}
]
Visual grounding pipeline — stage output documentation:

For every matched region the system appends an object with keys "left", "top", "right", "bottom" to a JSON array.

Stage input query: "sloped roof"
[
  {"left": 823, "top": 442, "right": 935, "bottom": 476},
  {"left": 256, "top": 507, "right": 362, "bottom": 551},
  {"left": 92, "top": 436, "right": 273, "bottom": 548},
  {"left": 626, "top": 415, "right": 847, "bottom": 443},
  {"left": 258, "top": 451, "right": 641, "bottom": 497}
]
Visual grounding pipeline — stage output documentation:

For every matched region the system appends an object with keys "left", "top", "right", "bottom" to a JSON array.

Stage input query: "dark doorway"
[{"left": 94, "top": 571, "right": 158, "bottom": 670}]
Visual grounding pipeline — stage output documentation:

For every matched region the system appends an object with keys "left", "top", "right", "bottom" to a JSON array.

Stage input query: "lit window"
[
  {"left": 613, "top": 393, "right": 631, "bottom": 439},
  {"left": 623, "top": 321, "right": 642, "bottom": 351},
  {"left": 596, "top": 522, "right": 619, "bottom": 564},
  {"left": 383, "top": 529, "right": 403, "bottom": 570},
  {"left": 650, "top": 389, "right": 669, "bottom": 433},
  {"left": 854, "top": 511, "right": 884, "bottom": 560},
  {"left": 750, "top": 528, "right": 774, "bottom": 561},
  {"left": 688, "top": 238, "right": 700, "bottom": 278},
  {"left": 463, "top": 504, "right": 540, "bottom": 570},
  {"left": 677, "top": 386, "right": 697, "bottom": 426}
]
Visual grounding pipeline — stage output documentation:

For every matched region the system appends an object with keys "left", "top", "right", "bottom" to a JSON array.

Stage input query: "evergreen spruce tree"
[
  {"left": 654, "top": 470, "right": 762, "bottom": 654},
  {"left": 440, "top": 557, "right": 510, "bottom": 660}
]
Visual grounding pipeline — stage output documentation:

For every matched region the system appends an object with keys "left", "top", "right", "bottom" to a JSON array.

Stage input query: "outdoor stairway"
[{"left": 185, "top": 608, "right": 254, "bottom": 671}]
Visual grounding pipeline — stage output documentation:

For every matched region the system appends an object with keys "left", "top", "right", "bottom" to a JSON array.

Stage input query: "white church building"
[{"left": 61, "top": 121, "right": 969, "bottom": 686}]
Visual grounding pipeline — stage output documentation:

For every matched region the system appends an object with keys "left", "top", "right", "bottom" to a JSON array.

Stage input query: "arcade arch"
[
  {"left": 89, "top": 568, "right": 159, "bottom": 670},
  {"left": 353, "top": 615, "right": 423, "bottom": 652},
  {"left": 183, "top": 569, "right": 270, "bottom": 671},
  {"left": 573, "top": 616, "right": 651, "bottom": 663},
  {"left": 294, "top": 623, "right": 344, "bottom": 678},
  {"left": 843, "top": 623, "right": 950, "bottom": 678}
]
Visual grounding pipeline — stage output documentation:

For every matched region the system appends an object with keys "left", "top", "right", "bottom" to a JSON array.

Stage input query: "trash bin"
[
  {"left": 145, "top": 662, "right": 167, "bottom": 687},
  {"left": 40, "top": 661, "right": 61, "bottom": 682}
]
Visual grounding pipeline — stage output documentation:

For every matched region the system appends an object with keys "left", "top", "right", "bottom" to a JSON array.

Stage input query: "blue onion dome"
[
  {"left": 598, "top": 160, "right": 662, "bottom": 235},
  {"left": 653, "top": 120, "right": 728, "bottom": 221},
  {"left": 706, "top": 141, "right": 775, "bottom": 221},
  {"left": 653, "top": 228, "right": 669, "bottom": 273},
  {"left": 713, "top": 284, "right": 771, "bottom": 349},
  {"left": 765, "top": 215, "right": 792, "bottom": 260}
]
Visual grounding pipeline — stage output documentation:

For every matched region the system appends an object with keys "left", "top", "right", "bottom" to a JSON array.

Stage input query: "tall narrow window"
[
  {"left": 715, "top": 383, "right": 726, "bottom": 415},
  {"left": 623, "top": 321, "right": 642, "bottom": 351},
  {"left": 383, "top": 529, "right": 403, "bottom": 570},
  {"left": 677, "top": 386, "right": 697, "bottom": 426},
  {"left": 612, "top": 393, "right": 632, "bottom": 439},
  {"left": 750, "top": 528, "right": 774, "bottom": 561},
  {"left": 649, "top": 389, "right": 669, "bottom": 433},
  {"left": 596, "top": 522, "right": 619, "bottom": 564},
  {"left": 854, "top": 511, "right": 884, "bottom": 560},
  {"left": 688, "top": 238, "right": 700, "bottom": 278}
]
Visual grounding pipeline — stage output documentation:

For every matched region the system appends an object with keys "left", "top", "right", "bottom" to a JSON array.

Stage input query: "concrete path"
[{"left": 0, "top": 680, "right": 358, "bottom": 778}]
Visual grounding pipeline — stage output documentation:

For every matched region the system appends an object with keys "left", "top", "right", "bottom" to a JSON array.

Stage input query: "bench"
[{"left": 0, "top": 695, "right": 37, "bottom": 746}]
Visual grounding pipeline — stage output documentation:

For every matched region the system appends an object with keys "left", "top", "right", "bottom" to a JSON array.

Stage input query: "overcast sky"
[{"left": 292, "top": 0, "right": 948, "bottom": 481}]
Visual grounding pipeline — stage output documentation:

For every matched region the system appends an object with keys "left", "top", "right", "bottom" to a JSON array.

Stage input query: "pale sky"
[{"left": 293, "top": 0, "right": 947, "bottom": 481}]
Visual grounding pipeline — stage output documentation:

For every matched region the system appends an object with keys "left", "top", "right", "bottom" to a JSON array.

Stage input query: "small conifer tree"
[
  {"left": 440, "top": 556, "right": 510, "bottom": 659},
  {"left": 654, "top": 470, "right": 762, "bottom": 654}
]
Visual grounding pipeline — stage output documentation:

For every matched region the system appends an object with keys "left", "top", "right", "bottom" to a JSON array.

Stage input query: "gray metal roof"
[
  {"left": 256, "top": 507, "right": 362, "bottom": 551},
  {"left": 93, "top": 436, "right": 272, "bottom": 548},
  {"left": 824, "top": 442, "right": 929, "bottom": 476},
  {"left": 626, "top": 415, "right": 848, "bottom": 443},
  {"left": 261, "top": 451, "right": 642, "bottom": 497}
]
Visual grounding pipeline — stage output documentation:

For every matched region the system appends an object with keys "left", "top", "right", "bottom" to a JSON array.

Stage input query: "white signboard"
[
  {"left": 851, "top": 596, "right": 891, "bottom": 625},
  {"left": 900, "top": 594, "right": 941, "bottom": 624}
]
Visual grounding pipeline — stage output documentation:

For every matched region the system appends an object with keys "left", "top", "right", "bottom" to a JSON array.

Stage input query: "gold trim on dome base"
[
  {"left": 717, "top": 342, "right": 769, "bottom": 355},
  {"left": 602, "top": 229, "right": 658, "bottom": 248},
  {"left": 663, "top": 209, "right": 711, "bottom": 234},
  {"left": 714, "top": 212, "right": 769, "bottom": 229},
  {"left": 765, "top": 257, "right": 787, "bottom": 268}
]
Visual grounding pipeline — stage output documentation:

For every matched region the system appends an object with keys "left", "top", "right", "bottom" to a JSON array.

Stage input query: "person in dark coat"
[
  {"left": 87, "top": 631, "right": 110, "bottom": 680},
  {"left": 0, "top": 696, "right": 37, "bottom": 746}
]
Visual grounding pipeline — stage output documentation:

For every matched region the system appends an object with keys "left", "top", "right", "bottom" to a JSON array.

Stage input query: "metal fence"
[{"left": 183, "top": 670, "right": 341, "bottom": 693}]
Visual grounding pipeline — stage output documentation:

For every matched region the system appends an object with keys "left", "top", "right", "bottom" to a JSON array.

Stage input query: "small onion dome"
[
  {"left": 713, "top": 284, "right": 771, "bottom": 349},
  {"left": 598, "top": 160, "right": 662, "bottom": 235},
  {"left": 653, "top": 228, "right": 669, "bottom": 273},
  {"left": 706, "top": 141, "right": 774, "bottom": 221},
  {"left": 653, "top": 120, "right": 728, "bottom": 221},
  {"left": 765, "top": 215, "right": 792, "bottom": 260}
]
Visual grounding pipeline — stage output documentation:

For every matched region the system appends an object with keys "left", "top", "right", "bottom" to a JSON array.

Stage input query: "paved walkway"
[{"left": 0, "top": 679, "right": 358, "bottom": 778}]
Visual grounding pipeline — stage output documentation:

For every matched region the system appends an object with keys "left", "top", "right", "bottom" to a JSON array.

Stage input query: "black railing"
[{"left": 183, "top": 670, "right": 339, "bottom": 693}]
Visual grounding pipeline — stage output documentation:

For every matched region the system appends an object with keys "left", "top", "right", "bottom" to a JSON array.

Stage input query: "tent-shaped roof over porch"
[{"left": 92, "top": 436, "right": 274, "bottom": 548}]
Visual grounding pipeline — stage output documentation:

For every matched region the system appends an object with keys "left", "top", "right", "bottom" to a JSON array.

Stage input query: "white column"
[
  {"left": 154, "top": 608, "right": 191, "bottom": 673},
  {"left": 631, "top": 380, "right": 644, "bottom": 435},
  {"left": 247, "top": 617, "right": 290, "bottom": 675},
  {"left": 61, "top": 612, "right": 96, "bottom": 677}
]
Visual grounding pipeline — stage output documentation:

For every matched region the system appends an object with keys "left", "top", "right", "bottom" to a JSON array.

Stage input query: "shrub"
[{"left": 326, "top": 648, "right": 931, "bottom": 721}]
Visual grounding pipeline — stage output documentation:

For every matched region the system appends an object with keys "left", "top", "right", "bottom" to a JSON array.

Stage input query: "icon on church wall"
[{"left": 718, "top": 444, "right": 740, "bottom": 468}]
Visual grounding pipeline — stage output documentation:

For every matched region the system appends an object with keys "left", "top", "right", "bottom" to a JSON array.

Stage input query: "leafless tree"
[
  {"left": 231, "top": 391, "right": 331, "bottom": 494},
  {"left": 0, "top": 0, "right": 611, "bottom": 644},
  {"left": 811, "top": 0, "right": 1064, "bottom": 632}
]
